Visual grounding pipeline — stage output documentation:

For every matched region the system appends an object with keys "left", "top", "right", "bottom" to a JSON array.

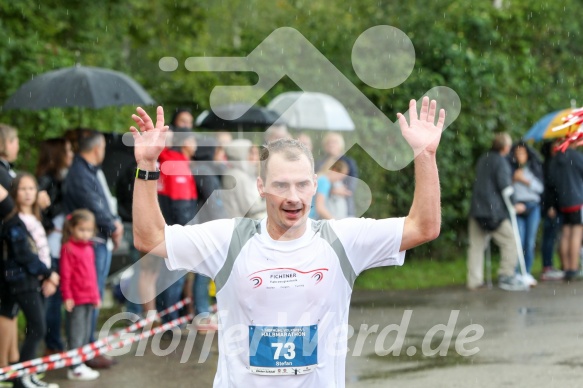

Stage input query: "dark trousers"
[
  {"left": 542, "top": 214, "right": 562, "bottom": 268},
  {"left": 44, "top": 257, "right": 64, "bottom": 351},
  {"left": 14, "top": 291, "right": 46, "bottom": 362},
  {"left": 67, "top": 304, "right": 94, "bottom": 369},
  {"left": 156, "top": 275, "right": 185, "bottom": 323}
]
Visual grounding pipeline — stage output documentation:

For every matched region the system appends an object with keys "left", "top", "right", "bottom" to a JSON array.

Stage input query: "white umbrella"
[{"left": 267, "top": 92, "right": 355, "bottom": 131}]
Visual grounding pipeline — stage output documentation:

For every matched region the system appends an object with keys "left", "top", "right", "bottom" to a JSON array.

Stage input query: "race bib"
[{"left": 249, "top": 325, "right": 318, "bottom": 375}]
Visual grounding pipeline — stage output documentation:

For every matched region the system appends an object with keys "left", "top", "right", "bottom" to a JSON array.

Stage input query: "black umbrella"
[
  {"left": 2, "top": 65, "right": 155, "bottom": 110},
  {"left": 195, "top": 103, "right": 283, "bottom": 137}
]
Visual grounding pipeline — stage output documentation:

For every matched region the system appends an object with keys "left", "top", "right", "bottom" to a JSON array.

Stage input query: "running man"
[{"left": 129, "top": 97, "right": 445, "bottom": 387}]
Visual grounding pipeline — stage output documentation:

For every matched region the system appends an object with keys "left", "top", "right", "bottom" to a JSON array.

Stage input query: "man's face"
[
  {"left": 258, "top": 152, "right": 317, "bottom": 237},
  {"left": 95, "top": 137, "right": 106, "bottom": 164}
]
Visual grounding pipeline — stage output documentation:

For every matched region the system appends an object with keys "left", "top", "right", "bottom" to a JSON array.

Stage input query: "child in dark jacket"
[
  {"left": 59, "top": 209, "right": 100, "bottom": 381},
  {"left": 1, "top": 173, "right": 60, "bottom": 388}
]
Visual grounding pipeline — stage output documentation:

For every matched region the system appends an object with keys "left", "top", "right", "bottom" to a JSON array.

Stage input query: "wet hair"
[
  {"left": 491, "top": 133, "right": 512, "bottom": 152},
  {"left": 77, "top": 130, "right": 104, "bottom": 154},
  {"left": 0, "top": 124, "right": 18, "bottom": 158},
  {"left": 35, "top": 138, "right": 70, "bottom": 178},
  {"left": 62, "top": 209, "right": 95, "bottom": 244},
  {"left": 6, "top": 173, "right": 41, "bottom": 221},
  {"left": 259, "top": 138, "right": 314, "bottom": 182},
  {"left": 63, "top": 128, "right": 93, "bottom": 154}
]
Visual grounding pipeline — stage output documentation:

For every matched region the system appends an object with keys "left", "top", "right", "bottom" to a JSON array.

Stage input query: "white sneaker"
[
  {"left": 524, "top": 273, "right": 538, "bottom": 287},
  {"left": 498, "top": 275, "right": 529, "bottom": 291},
  {"left": 67, "top": 364, "right": 100, "bottom": 381},
  {"left": 29, "top": 374, "right": 59, "bottom": 388}
]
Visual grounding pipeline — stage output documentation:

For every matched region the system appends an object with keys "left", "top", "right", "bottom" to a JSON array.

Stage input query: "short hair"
[
  {"left": 0, "top": 124, "right": 18, "bottom": 158},
  {"left": 259, "top": 138, "right": 314, "bottom": 182},
  {"left": 78, "top": 130, "right": 105, "bottom": 154},
  {"left": 492, "top": 133, "right": 511, "bottom": 152}
]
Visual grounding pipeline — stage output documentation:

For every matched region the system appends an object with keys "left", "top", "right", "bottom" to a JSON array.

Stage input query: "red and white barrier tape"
[
  {"left": 0, "top": 297, "right": 192, "bottom": 380},
  {"left": 0, "top": 313, "right": 195, "bottom": 381}
]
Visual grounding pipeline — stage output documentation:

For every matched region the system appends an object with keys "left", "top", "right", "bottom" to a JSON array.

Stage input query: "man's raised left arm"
[{"left": 397, "top": 97, "right": 444, "bottom": 251}]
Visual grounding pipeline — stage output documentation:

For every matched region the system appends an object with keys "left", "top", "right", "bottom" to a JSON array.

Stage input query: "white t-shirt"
[{"left": 165, "top": 217, "right": 406, "bottom": 388}]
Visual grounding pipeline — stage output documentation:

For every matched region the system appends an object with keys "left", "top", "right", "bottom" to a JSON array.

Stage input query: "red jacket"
[
  {"left": 157, "top": 148, "right": 198, "bottom": 201},
  {"left": 60, "top": 240, "right": 100, "bottom": 305}
]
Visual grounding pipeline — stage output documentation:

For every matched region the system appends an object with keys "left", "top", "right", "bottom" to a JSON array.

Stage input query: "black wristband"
[{"left": 135, "top": 168, "right": 160, "bottom": 181}]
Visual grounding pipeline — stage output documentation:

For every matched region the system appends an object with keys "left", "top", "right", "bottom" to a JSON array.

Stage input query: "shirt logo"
[{"left": 248, "top": 268, "right": 329, "bottom": 289}]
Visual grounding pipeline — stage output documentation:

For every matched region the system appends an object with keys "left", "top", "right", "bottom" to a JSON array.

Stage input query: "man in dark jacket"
[
  {"left": 546, "top": 145, "right": 583, "bottom": 281},
  {"left": 467, "top": 133, "right": 528, "bottom": 291},
  {"left": 63, "top": 130, "right": 123, "bottom": 347}
]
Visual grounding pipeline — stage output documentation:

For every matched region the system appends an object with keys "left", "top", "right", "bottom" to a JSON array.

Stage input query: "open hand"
[
  {"left": 49, "top": 272, "right": 60, "bottom": 286},
  {"left": 112, "top": 221, "right": 124, "bottom": 251},
  {"left": 37, "top": 190, "right": 51, "bottom": 210},
  {"left": 397, "top": 96, "right": 445, "bottom": 157},
  {"left": 65, "top": 299, "right": 75, "bottom": 313},
  {"left": 130, "top": 106, "right": 169, "bottom": 168},
  {"left": 42, "top": 280, "right": 57, "bottom": 297}
]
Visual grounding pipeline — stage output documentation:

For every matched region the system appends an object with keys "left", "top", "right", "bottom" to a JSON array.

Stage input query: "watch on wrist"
[{"left": 135, "top": 168, "right": 160, "bottom": 181}]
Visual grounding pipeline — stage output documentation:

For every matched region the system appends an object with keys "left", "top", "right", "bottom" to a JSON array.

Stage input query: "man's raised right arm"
[{"left": 131, "top": 106, "right": 169, "bottom": 258}]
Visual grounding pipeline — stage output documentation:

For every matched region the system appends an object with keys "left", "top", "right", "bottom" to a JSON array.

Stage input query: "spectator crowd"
[{"left": 0, "top": 108, "right": 358, "bottom": 387}]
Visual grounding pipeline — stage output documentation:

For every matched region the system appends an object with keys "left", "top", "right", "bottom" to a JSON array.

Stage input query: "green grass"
[
  {"left": 354, "top": 252, "right": 555, "bottom": 290},
  {"left": 355, "top": 256, "right": 470, "bottom": 290}
]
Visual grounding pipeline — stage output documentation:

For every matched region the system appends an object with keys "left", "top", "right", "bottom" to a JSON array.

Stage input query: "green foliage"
[{"left": 0, "top": 0, "right": 581, "bottom": 262}]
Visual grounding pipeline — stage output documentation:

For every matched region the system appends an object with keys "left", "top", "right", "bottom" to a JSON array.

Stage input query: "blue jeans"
[
  {"left": 516, "top": 203, "right": 541, "bottom": 274},
  {"left": 156, "top": 275, "right": 185, "bottom": 323},
  {"left": 44, "top": 257, "right": 64, "bottom": 351},
  {"left": 90, "top": 241, "right": 112, "bottom": 342},
  {"left": 542, "top": 213, "right": 562, "bottom": 268},
  {"left": 193, "top": 274, "right": 212, "bottom": 315}
]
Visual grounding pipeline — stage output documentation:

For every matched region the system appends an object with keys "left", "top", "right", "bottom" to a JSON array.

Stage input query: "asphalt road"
[{"left": 44, "top": 281, "right": 583, "bottom": 387}]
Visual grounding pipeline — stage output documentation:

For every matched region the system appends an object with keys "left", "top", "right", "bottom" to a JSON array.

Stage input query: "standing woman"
[
  {"left": 0, "top": 123, "right": 20, "bottom": 372},
  {"left": 510, "top": 142, "right": 544, "bottom": 287},
  {"left": 36, "top": 138, "right": 74, "bottom": 355}
]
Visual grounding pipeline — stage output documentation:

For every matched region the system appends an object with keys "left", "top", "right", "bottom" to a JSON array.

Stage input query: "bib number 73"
[
  {"left": 271, "top": 342, "right": 296, "bottom": 360},
  {"left": 249, "top": 325, "right": 318, "bottom": 375}
]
